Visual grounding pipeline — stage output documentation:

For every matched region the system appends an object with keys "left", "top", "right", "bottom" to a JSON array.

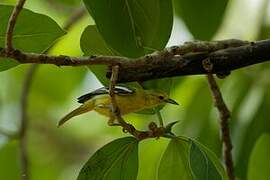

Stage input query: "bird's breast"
[{"left": 92, "top": 94, "right": 147, "bottom": 117}]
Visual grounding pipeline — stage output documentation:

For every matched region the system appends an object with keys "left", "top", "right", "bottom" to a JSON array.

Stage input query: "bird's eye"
[{"left": 159, "top": 96, "right": 164, "bottom": 100}]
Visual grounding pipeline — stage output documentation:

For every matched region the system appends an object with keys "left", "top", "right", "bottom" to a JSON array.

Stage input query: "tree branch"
[
  {"left": 5, "top": 0, "right": 26, "bottom": 53},
  {"left": 114, "top": 39, "right": 270, "bottom": 82},
  {"left": 206, "top": 74, "right": 234, "bottom": 180},
  {"left": 1, "top": 39, "right": 270, "bottom": 82}
]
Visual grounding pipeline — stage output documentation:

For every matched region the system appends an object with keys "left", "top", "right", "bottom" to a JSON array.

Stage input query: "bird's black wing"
[{"left": 77, "top": 85, "right": 135, "bottom": 103}]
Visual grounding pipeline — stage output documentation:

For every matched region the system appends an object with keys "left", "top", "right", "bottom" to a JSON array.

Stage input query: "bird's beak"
[{"left": 164, "top": 98, "right": 179, "bottom": 105}]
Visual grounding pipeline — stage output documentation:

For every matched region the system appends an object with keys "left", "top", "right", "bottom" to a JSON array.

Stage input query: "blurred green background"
[{"left": 0, "top": 0, "right": 270, "bottom": 179}]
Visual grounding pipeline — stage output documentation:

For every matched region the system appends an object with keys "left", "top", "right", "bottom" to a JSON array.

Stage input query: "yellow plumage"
[{"left": 58, "top": 86, "right": 178, "bottom": 126}]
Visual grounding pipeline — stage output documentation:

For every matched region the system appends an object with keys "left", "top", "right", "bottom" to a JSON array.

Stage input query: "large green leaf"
[
  {"left": 0, "top": 5, "right": 65, "bottom": 71},
  {"left": 80, "top": 25, "right": 116, "bottom": 85},
  {"left": 0, "top": 58, "right": 19, "bottom": 72},
  {"left": 137, "top": 138, "right": 168, "bottom": 180},
  {"left": 77, "top": 137, "right": 139, "bottom": 180},
  {"left": 194, "top": 140, "right": 228, "bottom": 180},
  {"left": 189, "top": 141, "right": 222, "bottom": 180},
  {"left": 158, "top": 137, "right": 227, "bottom": 180},
  {"left": 174, "top": 0, "right": 228, "bottom": 40},
  {"left": 248, "top": 134, "right": 270, "bottom": 180},
  {"left": 158, "top": 138, "right": 192, "bottom": 180},
  {"left": 54, "top": 0, "right": 80, "bottom": 6},
  {"left": 83, "top": 0, "right": 173, "bottom": 58}
]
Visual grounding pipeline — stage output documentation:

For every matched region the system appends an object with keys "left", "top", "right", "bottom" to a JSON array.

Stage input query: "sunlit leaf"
[
  {"left": 0, "top": 5, "right": 65, "bottom": 52},
  {"left": 137, "top": 138, "right": 168, "bottom": 180},
  {"left": 77, "top": 137, "right": 139, "bottom": 180},
  {"left": 248, "top": 133, "right": 270, "bottom": 180},
  {"left": 158, "top": 138, "right": 192, "bottom": 180}
]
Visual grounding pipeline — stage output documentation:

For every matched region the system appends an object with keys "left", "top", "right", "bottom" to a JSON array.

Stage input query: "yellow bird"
[{"left": 58, "top": 85, "right": 178, "bottom": 126}]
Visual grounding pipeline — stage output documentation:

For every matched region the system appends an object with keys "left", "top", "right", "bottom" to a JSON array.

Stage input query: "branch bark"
[
  {"left": 206, "top": 74, "right": 234, "bottom": 180},
  {"left": 1, "top": 39, "right": 270, "bottom": 82}
]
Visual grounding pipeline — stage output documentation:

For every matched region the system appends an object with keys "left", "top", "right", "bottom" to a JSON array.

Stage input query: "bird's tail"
[{"left": 58, "top": 104, "right": 93, "bottom": 127}]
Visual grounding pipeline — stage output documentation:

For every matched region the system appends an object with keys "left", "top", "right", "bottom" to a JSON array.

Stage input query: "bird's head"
[{"left": 144, "top": 90, "right": 179, "bottom": 106}]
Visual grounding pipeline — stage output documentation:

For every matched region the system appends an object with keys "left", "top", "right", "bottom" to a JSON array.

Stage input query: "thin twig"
[
  {"left": 206, "top": 73, "right": 234, "bottom": 180},
  {"left": 6, "top": 1, "right": 30, "bottom": 179},
  {"left": 155, "top": 109, "right": 164, "bottom": 127},
  {"left": 15, "top": 5, "right": 88, "bottom": 180},
  {"left": 5, "top": 0, "right": 26, "bottom": 53},
  {"left": 108, "top": 65, "right": 136, "bottom": 134},
  {"left": 19, "top": 64, "right": 37, "bottom": 180}
]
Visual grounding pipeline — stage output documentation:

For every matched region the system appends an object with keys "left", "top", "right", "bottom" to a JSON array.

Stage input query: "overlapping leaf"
[
  {"left": 158, "top": 137, "right": 227, "bottom": 180},
  {"left": 0, "top": 5, "right": 65, "bottom": 71},
  {"left": 174, "top": 0, "right": 228, "bottom": 40},
  {"left": 83, "top": 0, "right": 173, "bottom": 58}
]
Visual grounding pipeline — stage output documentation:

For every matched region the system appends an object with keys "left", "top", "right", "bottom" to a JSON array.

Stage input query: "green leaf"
[
  {"left": 189, "top": 141, "right": 222, "bottom": 180},
  {"left": 77, "top": 137, "right": 139, "bottom": 180},
  {"left": 234, "top": 86, "right": 270, "bottom": 179},
  {"left": 158, "top": 138, "right": 193, "bottom": 180},
  {"left": 0, "top": 5, "right": 65, "bottom": 52},
  {"left": 137, "top": 138, "right": 168, "bottom": 180},
  {"left": 248, "top": 133, "right": 270, "bottom": 180},
  {"left": 158, "top": 137, "right": 227, "bottom": 180},
  {"left": 83, "top": 0, "right": 173, "bottom": 57},
  {"left": 54, "top": 0, "right": 80, "bottom": 6},
  {"left": 174, "top": 0, "right": 228, "bottom": 40},
  {"left": 0, "top": 5, "right": 65, "bottom": 71},
  {"left": 0, "top": 141, "right": 20, "bottom": 180},
  {"left": 194, "top": 140, "right": 228, "bottom": 180},
  {"left": 0, "top": 58, "right": 19, "bottom": 72},
  {"left": 80, "top": 25, "right": 116, "bottom": 85}
]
